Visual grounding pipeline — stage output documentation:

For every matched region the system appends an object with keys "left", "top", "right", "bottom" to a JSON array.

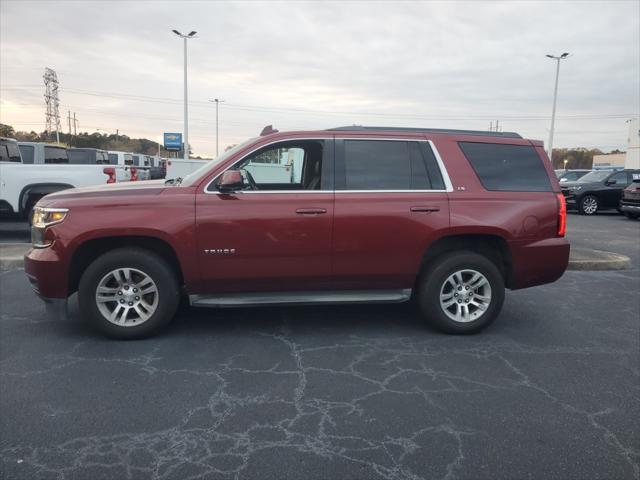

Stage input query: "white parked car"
[{"left": 0, "top": 139, "right": 130, "bottom": 218}]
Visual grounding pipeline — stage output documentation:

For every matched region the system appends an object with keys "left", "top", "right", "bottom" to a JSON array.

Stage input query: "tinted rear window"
[
  {"left": 340, "top": 140, "right": 443, "bottom": 190},
  {"left": 18, "top": 145, "right": 34, "bottom": 163},
  {"left": 45, "top": 147, "right": 69, "bottom": 164},
  {"left": 68, "top": 150, "right": 89, "bottom": 164},
  {"left": 459, "top": 142, "right": 551, "bottom": 192}
]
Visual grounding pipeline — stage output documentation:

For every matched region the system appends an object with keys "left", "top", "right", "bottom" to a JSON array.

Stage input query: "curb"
[
  {"left": 0, "top": 243, "right": 30, "bottom": 271},
  {"left": 567, "top": 247, "right": 631, "bottom": 271}
]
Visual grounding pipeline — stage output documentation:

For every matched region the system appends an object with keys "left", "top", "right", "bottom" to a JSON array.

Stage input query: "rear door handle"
[
  {"left": 410, "top": 206, "right": 440, "bottom": 213},
  {"left": 296, "top": 208, "right": 327, "bottom": 215}
]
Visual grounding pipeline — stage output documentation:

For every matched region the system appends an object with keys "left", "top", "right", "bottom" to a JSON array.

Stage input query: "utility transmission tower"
[{"left": 43, "top": 67, "right": 61, "bottom": 143}]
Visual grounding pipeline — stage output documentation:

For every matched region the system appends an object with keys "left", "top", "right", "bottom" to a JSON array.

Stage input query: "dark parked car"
[
  {"left": 25, "top": 126, "right": 569, "bottom": 339},
  {"left": 561, "top": 169, "right": 640, "bottom": 215},
  {"left": 619, "top": 173, "right": 640, "bottom": 219},
  {"left": 557, "top": 169, "right": 590, "bottom": 183}
]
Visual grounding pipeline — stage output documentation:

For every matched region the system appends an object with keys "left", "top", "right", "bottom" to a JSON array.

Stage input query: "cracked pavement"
[{"left": 1, "top": 214, "right": 639, "bottom": 479}]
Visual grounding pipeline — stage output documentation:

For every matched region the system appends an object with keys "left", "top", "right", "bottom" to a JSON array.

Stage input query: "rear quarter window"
[{"left": 459, "top": 142, "right": 551, "bottom": 192}]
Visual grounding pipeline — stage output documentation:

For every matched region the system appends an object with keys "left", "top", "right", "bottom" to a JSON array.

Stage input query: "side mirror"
[
  {"left": 218, "top": 170, "right": 243, "bottom": 193},
  {"left": 606, "top": 179, "right": 617, "bottom": 186}
]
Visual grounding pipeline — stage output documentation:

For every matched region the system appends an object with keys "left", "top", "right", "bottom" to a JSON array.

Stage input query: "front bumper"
[
  {"left": 561, "top": 190, "right": 577, "bottom": 207},
  {"left": 619, "top": 200, "right": 640, "bottom": 213},
  {"left": 24, "top": 246, "right": 69, "bottom": 299}
]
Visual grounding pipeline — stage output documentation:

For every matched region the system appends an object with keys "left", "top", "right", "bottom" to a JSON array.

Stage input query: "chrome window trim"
[
  {"left": 204, "top": 136, "right": 453, "bottom": 194},
  {"left": 204, "top": 137, "right": 332, "bottom": 194}
]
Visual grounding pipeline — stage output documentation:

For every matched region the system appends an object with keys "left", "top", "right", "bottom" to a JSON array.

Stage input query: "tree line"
[
  {"left": 550, "top": 147, "right": 624, "bottom": 170},
  {"left": 0, "top": 123, "right": 211, "bottom": 159}
]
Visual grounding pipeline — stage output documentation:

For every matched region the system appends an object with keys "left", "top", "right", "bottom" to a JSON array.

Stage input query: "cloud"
[{"left": 1, "top": 0, "right": 638, "bottom": 155}]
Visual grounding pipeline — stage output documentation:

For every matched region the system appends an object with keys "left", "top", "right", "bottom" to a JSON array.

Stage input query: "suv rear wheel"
[
  {"left": 417, "top": 251, "right": 505, "bottom": 334},
  {"left": 78, "top": 248, "right": 179, "bottom": 339},
  {"left": 578, "top": 195, "right": 599, "bottom": 215}
]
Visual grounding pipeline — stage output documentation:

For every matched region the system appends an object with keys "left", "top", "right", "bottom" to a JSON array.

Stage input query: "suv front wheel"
[
  {"left": 78, "top": 248, "right": 180, "bottom": 339},
  {"left": 578, "top": 195, "right": 600, "bottom": 215},
  {"left": 417, "top": 251, "right": 505, "bottom": 334}
]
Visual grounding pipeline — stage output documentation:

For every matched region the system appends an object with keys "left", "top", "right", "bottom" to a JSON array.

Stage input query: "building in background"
[
  {"left": 592, "top": 152, "right": 626, "bottom": 169},
  {"left": 625, "top": 118, "right": 639, "bottom": 169}
]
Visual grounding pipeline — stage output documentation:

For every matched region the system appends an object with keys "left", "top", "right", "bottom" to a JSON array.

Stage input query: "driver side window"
[
  {"left": 609, "top": 172, "right": 629, "bottom": 186},
  {"left": 229, "top": 140, "right": 325, "bottom": 191}
]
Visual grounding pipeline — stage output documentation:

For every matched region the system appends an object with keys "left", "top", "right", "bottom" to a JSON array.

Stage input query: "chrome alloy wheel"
[
  {"left": 439, "top": 269, "right": 492, "bottom": 323},
  {"left": 95, "top": 268, "right": 159, "bottom": 326},
  {"left": 582, "top": 196, "right": 598, "bottom": 214}
]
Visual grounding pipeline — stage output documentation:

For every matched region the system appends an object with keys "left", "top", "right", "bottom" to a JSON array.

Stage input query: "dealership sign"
[{"left": 163, "top": 133, "right": 183, "bottom": 151}]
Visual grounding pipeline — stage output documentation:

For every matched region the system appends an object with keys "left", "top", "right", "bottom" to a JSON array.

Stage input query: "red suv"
[{"left": 24, "top": 126, "right": 569, "bottom": 338}]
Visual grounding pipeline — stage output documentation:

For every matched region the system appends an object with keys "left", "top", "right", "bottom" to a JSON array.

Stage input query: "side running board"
[{"left": 189, "top": 289, "right": 412, "bottom": 308}]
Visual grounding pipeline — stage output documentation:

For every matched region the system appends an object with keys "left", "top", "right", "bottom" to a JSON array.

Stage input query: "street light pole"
[
  {"left": 546, "top": 52, "right": 570, "bottom": 162},
  {"left": 172, "top": 29, "right": 197, "bottom": 160},
  {"left": 209, "top": 98, "right": 225, "bottom": 156}
]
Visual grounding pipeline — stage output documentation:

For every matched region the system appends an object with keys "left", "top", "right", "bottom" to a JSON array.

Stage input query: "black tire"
[
  {"left": 578, "top": 195, "right": 599, "bottom": 215},
  {"left": 78, "top": 248, "right": 180, "bottom": 339},
  {"left": 623, "top": 212, "right": 639, "bottom": 220},
  {"left": 416, "top": 251, "right": 505, "bottom": 334}
]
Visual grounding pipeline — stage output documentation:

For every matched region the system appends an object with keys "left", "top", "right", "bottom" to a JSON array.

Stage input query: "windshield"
[
  {"left": 578, "top": 170, "right": 611, "bottom": 183},
  {"left": 180, "top": 138, "right": 258, "bottom": 186}
]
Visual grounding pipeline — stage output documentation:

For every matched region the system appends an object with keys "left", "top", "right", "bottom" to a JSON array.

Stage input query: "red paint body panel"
[
  {"left": 194, "top": 191, "right": 334, "bottom": 293},
  {"left": 332, "top": 192, "right": 449, "bottom": 289},
  {"left": 24, "top": 129, "right": 569, "bottom": 300}
]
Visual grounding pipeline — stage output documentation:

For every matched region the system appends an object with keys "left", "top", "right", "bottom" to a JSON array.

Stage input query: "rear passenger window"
[
  {"left": 459, "top": 142, "right": 551, "bottom": 192},
  {"left": 18, "top": 145, "right": 34, "bottom": 163},
  {"left": 341, "top": 140, "right": 440, "bottom": 190}
]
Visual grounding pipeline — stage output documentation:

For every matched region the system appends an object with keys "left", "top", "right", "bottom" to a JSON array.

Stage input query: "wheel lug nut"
[
  {"left": 118, "top": 291, "right": 122, "bottom": 295},
  {"left": 133, "top": 288, "right": 138, "bottom": 293},
  {"left": 124, "top": 285, "right": 129, "bottom": 290},
  {"left": 128, "top": 302, "right": 133, "bottom": 306},
  {"left": 457, "top": 299, "right": 462, "bottom": 303},
  {"left": 135, "top": 296, "right": 140, "bottom": 301},
  {"left": 465, "top": 299, "right": 469, "bottom": 303},
  {"left": 465, "top": 286, "right": 469, "bottom": 290},
  {"left": 120, "top": 299, "right": 125, "bottom": 304}
]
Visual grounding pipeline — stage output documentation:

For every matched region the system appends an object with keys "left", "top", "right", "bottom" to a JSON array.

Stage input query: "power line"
[{"left": 3, "top": 85, "right": 636, "bottom": 121}]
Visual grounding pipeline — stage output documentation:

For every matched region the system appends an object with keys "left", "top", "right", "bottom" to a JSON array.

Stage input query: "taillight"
[
  {"left": 130, "top": 167, "right": 138, "bottom": 182},
  {"left": 556, "top": 193, "right": 566, "bottom": 237},
  {"left": 103, "top": 167, "right": 116, "bottom": 184}
]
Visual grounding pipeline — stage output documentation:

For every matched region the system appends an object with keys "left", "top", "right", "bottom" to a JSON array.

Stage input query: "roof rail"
[{"left": 327, "top": 126, "right": 522, "bottom": 139}]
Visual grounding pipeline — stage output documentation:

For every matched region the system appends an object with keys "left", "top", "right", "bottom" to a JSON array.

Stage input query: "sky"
[{"left": 1, "top": 0, "right": 638, "bottom": 157}]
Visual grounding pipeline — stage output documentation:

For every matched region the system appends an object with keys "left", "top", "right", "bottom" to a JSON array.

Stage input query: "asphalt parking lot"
[{"left": 0, "top": 214, "right": 639, "bottom": 480}]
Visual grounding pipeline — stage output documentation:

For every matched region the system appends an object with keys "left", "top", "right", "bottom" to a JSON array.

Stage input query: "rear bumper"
[
  {"left": 510, "top": 237, "right": 570, "bottom": 289},
  {"left": 24, "top": 246, "right": 69, "bottom": 299}
]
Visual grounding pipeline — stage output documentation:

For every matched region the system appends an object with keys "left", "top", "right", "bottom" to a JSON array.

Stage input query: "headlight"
[
  {"left": 31, "top": 207, "right": 68, "bottom": 248},
  {"left": 32, "top": 207, "right": 68, "bottom": 228}
]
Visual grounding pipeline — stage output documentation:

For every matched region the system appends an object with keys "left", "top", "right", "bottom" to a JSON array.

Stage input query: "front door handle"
[
  {"left": 410, "top": 206, "right": 440, "bottom": 213},
  {"left": 296, "top": 208, "right": 327, "bottom": 215}
]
